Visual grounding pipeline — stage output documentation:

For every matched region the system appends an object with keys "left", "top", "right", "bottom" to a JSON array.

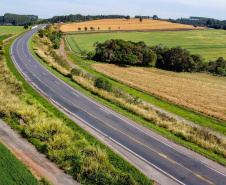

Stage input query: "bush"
[
  {"left": 94, "top": 77, "right": 112, "bottom": 92},
  {"left": 40, "top": 177, "right": 52, "bottom": 185},
  {"left": 71, "top": 68, "right": 82, "bottom": 76}
]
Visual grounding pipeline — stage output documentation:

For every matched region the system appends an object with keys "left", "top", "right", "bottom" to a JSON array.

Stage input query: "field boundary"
[{"left": 65, "top": 28, "right": 206, "bottom": 35}]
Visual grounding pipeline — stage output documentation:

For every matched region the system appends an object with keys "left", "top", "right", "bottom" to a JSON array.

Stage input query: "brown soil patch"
[
  {"left": 60, "top": 18, "right": 205, "bottom": 32},
  {"left": 92, "top": 63, "right": 226, "bottom": 121}
]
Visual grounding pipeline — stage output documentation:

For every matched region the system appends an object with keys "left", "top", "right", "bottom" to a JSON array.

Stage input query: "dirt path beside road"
[{"left": 0, "top": 119, "right": 79, "bottom": 185}]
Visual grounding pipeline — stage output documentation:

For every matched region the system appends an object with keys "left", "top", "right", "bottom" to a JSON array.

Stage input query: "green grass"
[
  {"left": 0, "top": 35, "right": 11, "bottom": 41},
  {"left": 3, "top": 33, "right": 153, "bottom": 185},
  {"left": 29, "top": 35, "right": 226, "bottom": 165},
  {"left": 67, "top": 53, "right": 226, "bottom": 136},
  {"left": 0, "top": 142, "right": 38, "bottom": 185},
  {"left": 67, "top": 29, "right": 226, "bottom": 61},
  {"left": 0, "top": 26, "right": 25, "bottom": 34}
]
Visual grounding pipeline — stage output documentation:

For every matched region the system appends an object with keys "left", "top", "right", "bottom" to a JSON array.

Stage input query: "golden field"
[
  {"left": 92, "top": 64, "right": 226, "bottom": 121},
  {"left": 60, "top": 18, "right": 205, "bottom": 32}
]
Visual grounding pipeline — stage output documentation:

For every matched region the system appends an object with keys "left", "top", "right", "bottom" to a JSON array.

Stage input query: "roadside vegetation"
[
  {"left": 31, "top": 27, "right": 226, "bottom": 165},
  {"left": 0, "top": 142, "right": 39, "bottom": 185},
  {"left": 1, "top": 27, "right": 152, "bottom": 185}
]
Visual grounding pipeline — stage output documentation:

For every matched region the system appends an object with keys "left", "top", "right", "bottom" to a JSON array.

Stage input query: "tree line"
[
  {"left": 92, "top": 39, "right": 226, "bottom": 76},
  {"left": 168, "top": 16, "right": 226, "bottom": 30},
  {"left": 47, "top": 14, "right": 126, "bottom": 23},
  {"left": 0, "top": 13, "right": 38, "bottom": 26}
]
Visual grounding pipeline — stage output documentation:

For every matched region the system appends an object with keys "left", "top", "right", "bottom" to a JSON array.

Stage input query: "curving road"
[{"left": 10, "top": 25, "right": 226, "bottom": 185}]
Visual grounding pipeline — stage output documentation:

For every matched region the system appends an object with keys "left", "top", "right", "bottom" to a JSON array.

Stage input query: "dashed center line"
[
  {"left": 55, "top": 81, "right": 60, "bottom": 85},
  {"left": 72, "top": 92, "right": 79, "bottom": 97},
  {"left": 34, "top": 65, "right": 37, "bottom": 68},
  {"left": 29, "top": 60, "right": 31, "bottom": 62},
  {"left": 42, "top": 72, "right": 46, "bottom": 75}
]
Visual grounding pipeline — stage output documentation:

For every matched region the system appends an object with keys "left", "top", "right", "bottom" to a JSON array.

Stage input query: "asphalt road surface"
[{"left": 10, "top": 25, "right": 226, "bottom": 185}]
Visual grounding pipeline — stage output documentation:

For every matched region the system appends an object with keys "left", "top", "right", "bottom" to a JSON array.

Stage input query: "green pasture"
[
  {"left": 0, "top": 26, "right": 25, "bottom": 34},
  {"left": 0, "top": 35, "right": 11, "bottom": 41},
  {"left": 67, "top": 29, "right": 226, "bottom": 61},
  {"left": 0, "top": 142, "right": 38, "bottom": 185}
]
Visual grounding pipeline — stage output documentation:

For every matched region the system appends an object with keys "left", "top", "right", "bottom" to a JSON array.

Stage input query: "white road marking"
[
  {"left": 100, "top": 108, "right": 111, "bottom": 114},
  {"left": 72, "top": 92, "right": 79, "bottom": 97},
  {"left": 34, "top": 65, "right": 37, "bottom": 68},
  {"left": 42, "top": 72, "right": 46, "bottom": 75},
  {"left": 55, "top": 81, "right": 60, "bottom": 85},
  {"left": 29, "top": 60, "right": 31, "bottom": 62}
]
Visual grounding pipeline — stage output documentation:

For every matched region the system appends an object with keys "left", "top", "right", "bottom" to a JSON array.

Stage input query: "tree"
[
  {"left": 153, "top": 15, "right": 158, "bottom": 20},
  {"left": 84, "top": 27, "right": 87, "bottom": 31},
  {"left": 24, "top": 25, "right": 28, "bottom": 29},
  {"left": 98, "top": 27, "right": 100, "bottom": 30},
  {"left": 78, "top": 27, "right": 81, "bottom": 31},
  {"left": 118, "top": 27, "right": 120, "bottom": 30},
  {"left": 125, "top": 15, "right": 130, "bottom": 21},
  {"left": 139, "top": 17, "right": 143, "bottom": 22},
  {"left": 90, "top": 27, "right": 94, "bottom": 31},
  {"left": 108, "top": 27, "right": 111, "bottom": 31}
]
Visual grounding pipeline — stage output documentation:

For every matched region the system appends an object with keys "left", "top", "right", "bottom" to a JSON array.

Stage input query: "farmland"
[
  {"left": 67, "top": 29, "right": 226, "bottom": 61},
  {"left": 0, "top": 142, "right": 38, "bottom": 185},
  {"left": 61, "top": 18, "right": 204, "bottom": 32},
  {"left": 0, "top": 26, "right": 25, "bottom": 34},
  {"left": 92, "top": 63, "right": 226, "bottom": 121}
]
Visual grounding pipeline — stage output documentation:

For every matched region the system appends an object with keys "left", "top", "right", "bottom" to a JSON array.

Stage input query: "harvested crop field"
[
  {"left": 60, "top": 18, "right": 205, "bottom": 32},
  {"left": 92, "top": 64, "right": 226, "bottom": 121}
]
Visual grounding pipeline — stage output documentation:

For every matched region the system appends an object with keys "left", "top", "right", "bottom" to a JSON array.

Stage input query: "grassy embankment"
[
  {"left": 31, "top": 33, "right": 226, "bottom": 165},
  {"left": 1, "top": 31, "right": 152, "bottom": 185},
  {"left": 0, "top": 142, "right": 39, "bottom": 185},
  {"left": 66, "top": 29, "right": 226, "bottom": 61}
]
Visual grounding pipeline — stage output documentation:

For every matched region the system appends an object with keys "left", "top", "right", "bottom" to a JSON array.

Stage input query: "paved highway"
[{"left": 10, "top": 25, "right": 226, "bottom": 185}]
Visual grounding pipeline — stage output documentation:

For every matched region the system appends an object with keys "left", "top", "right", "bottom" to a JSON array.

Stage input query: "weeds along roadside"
[
  {"left": 31, "top": 31, "right": 226, "bottom": 165},
  {"left": 2, "top": 30, "right": 153, "bottom": 185},
  {"left": 0, "top": 32, "right": 53, "bottom": 185}
]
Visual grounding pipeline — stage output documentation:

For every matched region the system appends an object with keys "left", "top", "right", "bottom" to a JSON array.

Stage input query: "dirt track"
[{"left": 0, "top": 119, "right": 79, "bottom": 185}]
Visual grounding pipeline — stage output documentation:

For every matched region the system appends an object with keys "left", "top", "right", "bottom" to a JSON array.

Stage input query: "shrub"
[
  {"left": 94, "top": 77, "right": 112, "bottom": 92},
  {"left": 71, "top": 68, "right": 82, "bottom": 76}
]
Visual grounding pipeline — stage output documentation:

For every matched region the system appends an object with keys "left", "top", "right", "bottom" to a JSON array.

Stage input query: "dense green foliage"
[
  {"left": 38, "top": 25, "right": 63, "bottom": 49},
  {"left": 168, "top": 16, "right": 226, "bottom": 30},
  {"left": 2, "top": 13, "right": 38, "bottom": 26},
  {"left": 0, "top": 142, "right": 39, "bottom": 185},
  {"left": 71, "top": 68, "right": 82, "bottom": 76},
  {"left": 94, "top": 77, "right": 112, "bottom": 91},
  {"left": 93, "top": 39, "right": 157, "bottom": 67},
  {"left": 93, "top": 39, "right": 226, "bottom": 75},
  {"left": 48, "top": 14, "right": 126, "bottom": 23}
]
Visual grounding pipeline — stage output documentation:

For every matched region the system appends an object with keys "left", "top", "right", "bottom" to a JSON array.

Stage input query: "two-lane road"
[{"left": 10, "top": 25, "right": 226, "bottom": 185}]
